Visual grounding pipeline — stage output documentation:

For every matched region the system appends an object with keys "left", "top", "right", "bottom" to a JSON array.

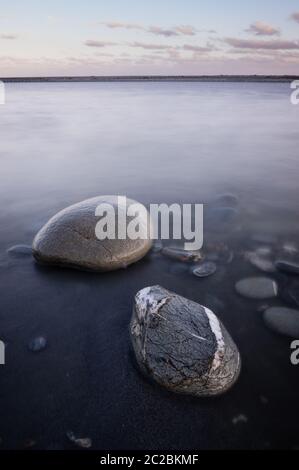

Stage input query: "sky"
[{"left": 0, "top": 0, "right": 299, "bottom": 76}]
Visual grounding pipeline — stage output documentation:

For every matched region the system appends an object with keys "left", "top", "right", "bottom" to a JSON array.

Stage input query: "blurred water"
[
  {"left": 0, "top": 82, "right": 298, "bottom": 241},
  {"left": 1, "top": 82, "right": 299, "bottom": 450}
]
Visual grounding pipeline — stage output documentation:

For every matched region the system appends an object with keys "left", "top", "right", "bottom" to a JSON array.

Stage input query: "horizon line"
[{"left": 1, "top": 74, "right": 299, "bottom": 83}]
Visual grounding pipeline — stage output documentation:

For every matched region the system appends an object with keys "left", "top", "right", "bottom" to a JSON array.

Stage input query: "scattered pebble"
[
  {"left": 255, "top": 246, "right": 272, "bottom": 257},
  {"left": 282, "top": 243, "right": 298, "bottom": 255},
  {"left": 245, "top": 251, "right": 276, "bottom": 273},
  {"left": 232, "top": 414, "right": 248, "bottom": 425},
  {"left": 264, "top": 307, "right": 299, "bottom": 338},
  {"left": 7, "top": 245, "right": 32, "bottom": 258},
  {"left": 28, "top": 336, "right": 47, "bottom": 352},
  {"left": 192, "top": 262, "right": 217, "bottom": 278},
  {"left": 235, "top": 277, "right": 278, "bottom": 300},
  {"left": 67, "top": 431, "right": 92, "bottom": 449},
  {"left": 162, "top": 247, "right": 202, "bottom": 263},
  {"left": 275, "top": 260, "right": 299, "bottom": 276}
]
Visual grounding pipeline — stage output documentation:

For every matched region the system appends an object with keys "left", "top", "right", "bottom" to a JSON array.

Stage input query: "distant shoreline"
[{"left": 1, "top": 75, "right": 298, "bottom": 83}]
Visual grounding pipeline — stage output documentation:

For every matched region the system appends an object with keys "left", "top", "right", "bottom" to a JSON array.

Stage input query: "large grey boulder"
[
  {"left": 32, "top": 196, "right": 152, "bottom": 271},
  {"left": 130, "top": 286, "right": 241, "bottom": 397}
]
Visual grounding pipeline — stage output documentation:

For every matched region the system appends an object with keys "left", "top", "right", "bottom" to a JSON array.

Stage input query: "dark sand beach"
[{"left": 0, "top": 81, "right": 299, "bottom": 450}]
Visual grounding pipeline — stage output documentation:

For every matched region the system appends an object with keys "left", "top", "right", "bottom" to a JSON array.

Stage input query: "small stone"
[
  {"left": 275, "top": 260, "right": 299, "bottom": 276},
  {"left": 66, "top": 431, "right": 92, "bottom": 449},
  {"left": 235, "top": 277, "right": 278, "bottom": 300},
  {"left": 32, "top": 196, "right": 152, "bottom": 272},
  {"left": 232, "top": 414, "right": 248, "bottom": 425},
  {"left": 130, "top": 286, "right": 241, "bottom": 397},
  {"left": 255, "top": 246, "right": 272, "bottom": 257},
  {"left": 264, "top": 307, "right": 299, "bottom": 338},
  {"left": 245, "top": 252, "right": 276, "bottom": 273},
  {"left": 192, "top": 262, "right": 217, "bottom": 278},
  {"left": 282, "top": 243, "right": 298, "bottom": 255},
  {"left": 7, "top": 245, "right": 32, "bottom": 258},
  {"left": 162, "top": 247, "right": 202, "bottom": 263},
  {"left": 28, "top": 336, "right": 47, "bottom": 352}
]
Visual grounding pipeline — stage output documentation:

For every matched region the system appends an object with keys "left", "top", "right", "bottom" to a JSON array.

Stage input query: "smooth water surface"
[{"left": 0, "top": 82, "right": 298, "bottom": 450}]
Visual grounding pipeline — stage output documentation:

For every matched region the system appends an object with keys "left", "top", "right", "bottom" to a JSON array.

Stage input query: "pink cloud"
[
  {"left": 129, "top": 41, "right": 174, "bottom": 50},
  {"left": 84, "top": 40, "right": 117, "bottom": 48},
  {"left": 245, "top": 21, "right": 280, "bottom": 36},
  {"left": 290, "top": 12, "right": 299, "bottom": 23},
  {"left": 225, "top": 37, "right": 299, "bottom": 50}
]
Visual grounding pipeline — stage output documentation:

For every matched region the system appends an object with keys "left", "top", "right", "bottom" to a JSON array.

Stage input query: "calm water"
[
  {"left": 1, "top": 82, "right": 299, "bottom": 227},
  {"left": 0, "top": 82, "right": 299, "bottom": 450}
]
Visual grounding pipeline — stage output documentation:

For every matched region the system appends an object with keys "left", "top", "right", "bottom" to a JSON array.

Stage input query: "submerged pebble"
[
  {"left": 275, "top": 260, "right": 299, "bottom": 276},
  {"left": 7, "top": 245, "right": 32, "bottom": 258},
  {"left": 235, "top": 277, "right": 278, "bottom": 300},
  {"left": 264, "top": 307, "right": 299, "bottom": 338},
  {"left": 192, "top": 262, "right": 217, "bottom": 278},
  {"left": 245, "top": 251, "right": 276, "bottom": 273},
  {"left": 282, "top": 243, "right": 298, "bottom": 255},
  {"left": 232, "top": 414, "right": 248, "bottom": 425},
  {"left": 162, "top": 247, "right": 202, "bottom": 263},
  {"left": 28, "top": 336, "right": 47, "bottom": 352},
  {"left": 66, "top": 431, "right": 92, "bottom": 449},
  {"left": 130, "top": 286, "right": 241, "bottom": 397}
]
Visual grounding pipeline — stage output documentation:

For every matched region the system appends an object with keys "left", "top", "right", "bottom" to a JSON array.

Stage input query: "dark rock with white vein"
[{"left": 130, "top": 286, "right": 241, "bottom": 397}]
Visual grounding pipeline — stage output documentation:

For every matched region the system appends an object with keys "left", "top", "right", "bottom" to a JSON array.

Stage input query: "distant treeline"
[{"left": 1, "top": 75, "right": 298, "bottom": 83}]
